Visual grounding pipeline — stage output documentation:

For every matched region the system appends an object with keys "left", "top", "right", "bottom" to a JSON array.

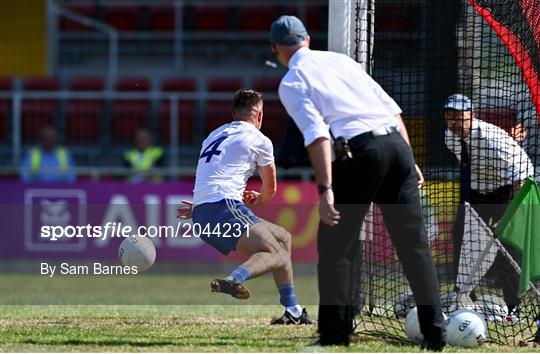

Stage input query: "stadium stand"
[
  {"left": 192, "top": 5, "right": 230, "bottom": 32},
  {"left": 159, "top": 77, "right": 197, "bottom": 144},
  {"left": 66, "top": 77, "right": 105, "bottom": 144},
  {"left": 204, "top": 77, "right": 242, "bottom": 135},
  {"left": 149, "top": 4, "right": 175, "bottom": 31},
  {"left": 104, "top": 3, "right": 141, "bottom": 31},
  {"left": 1, "top": 1, "right": 329, "bottom": 169},
  {"left": 21, "top": 77, "right": 59, "bottom": 144},
  {"left": 239, "top": 6, "right": 277, "bottom": 32},
  {"left": 252, "top": 77, "right": 286, "bottom": 143},
  {"left": 60, "top": 3, "right": 97, "bottom": 31},
  {"left": 112, "top": 77, "right": 150, "bottom": 143}
]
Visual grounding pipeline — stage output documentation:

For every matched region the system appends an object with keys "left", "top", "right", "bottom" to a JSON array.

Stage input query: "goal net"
[{"left": 328, "top": 0, "right": 540, "bottom": 345}]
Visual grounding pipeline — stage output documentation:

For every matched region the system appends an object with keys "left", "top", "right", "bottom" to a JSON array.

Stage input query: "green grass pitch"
[{"left": 1, "top": 274, "right": 539, "bottom": 352}]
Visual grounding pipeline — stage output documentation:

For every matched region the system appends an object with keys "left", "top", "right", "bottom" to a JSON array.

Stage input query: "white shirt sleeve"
[
  {"left": 279, "top": 77, "right": 331, "bottom": 147},
  {"left": 252, "top": 135, "right": 275, "bottom": 167},
  {"left": 483, "top": 129, "right": 535, "bottom": 183}
]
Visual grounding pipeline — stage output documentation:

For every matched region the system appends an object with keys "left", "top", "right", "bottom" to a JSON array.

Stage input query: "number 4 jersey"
[{"left": 193, "top": 121, "right": 274, "bottom": 205}]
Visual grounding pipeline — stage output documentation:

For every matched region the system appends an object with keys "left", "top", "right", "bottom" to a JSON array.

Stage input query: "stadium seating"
[
  {"left": 204, "top": 77, "right": 242, "bottom": 134},
  {"left": 284, "top": 5, "right": 326, "bottom": 31},
  {"left": 104, "top": 4, "right": 140, "bottom": 31},
  {"left": 239, "top": 6, "right": 277, "bottom": 31},
  {"left": 252, "top": 77, "right": 281, "bottom": 93},
  {"left": 149, "top": 4, "right": 175, "bottom": 31},
  {"left": 60, "top": 4, "right": 98, "bottom": 31},
  {"left": 193, "top": 6, "right": 230, "bottom": 31},
  {"left": 252, "top": 78, "right": 287, "bottom": 143},
  {"left": 112, "top": 77, "right": 150, "bottom": 143},
  {"left": 260, "top": 101, "right": 287, "bottom": 144},
  {"left": 21, "top": 77, "right": 60, "bottom": 143},
  {"left": 0, "top": 78, "right": 12, "bottom": 141},
  {"left": 66, "top": 77, "right": 105, "bottom": 143},
  {"left": 159, "top": 77, "right": 197, "bottom": 144}
]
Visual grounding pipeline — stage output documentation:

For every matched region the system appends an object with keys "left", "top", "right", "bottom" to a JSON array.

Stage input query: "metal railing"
[
  {"left": 0, "top": 165, "right": 315, "bottom": 182},
  {"left": 1, "top": 90, "right": 283, "bottom": 167},
  {"left": 49, "top": 0, "right": 119, "bottom": 88},
  {"left": 50, "top": 0, "right": 329, "bottom": 76}
]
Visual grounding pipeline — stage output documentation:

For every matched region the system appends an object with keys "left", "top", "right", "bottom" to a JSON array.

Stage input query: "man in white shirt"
[
  {"left": 189, "top": 89, "right": 314, "bottom": 325},
  {"left": 444, "top": 93, "right": 534, "bottom": 315},
  {"left": 270, "top": 16, "right": 445, "bottom": 349}
]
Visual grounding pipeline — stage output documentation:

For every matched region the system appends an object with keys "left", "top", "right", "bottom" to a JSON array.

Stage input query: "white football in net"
[
  {"left": 404, "top": 307, "right": 423, "bottom": 344},
  {"left": 118, "top": 235, "right": 156, "bottom": 272},
  {"left": 404, "top": 307, "right": 448, "bottom": 344},
  {"left": 446, "top": 309, "right": 488, "bottom": 347}
]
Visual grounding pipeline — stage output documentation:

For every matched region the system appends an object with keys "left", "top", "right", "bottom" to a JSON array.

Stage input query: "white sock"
[
  {"left": 286, "top": 305, "right": 303, "bottom": 318},
  {"left": 225, "top": 275, "right": 234, "bottom": 281}
]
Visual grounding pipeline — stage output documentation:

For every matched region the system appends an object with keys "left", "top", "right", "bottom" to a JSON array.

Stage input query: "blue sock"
[
  {"left": 278, "top": 284, "right": 299, "bottom": 307},
  {"left": 228, "top": 265, "right": 252, "bottom": 283}
]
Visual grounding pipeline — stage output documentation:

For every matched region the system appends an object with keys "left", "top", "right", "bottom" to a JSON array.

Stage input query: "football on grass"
[{"left": 118, "top": 235, "right": 156, "bottom": 272}]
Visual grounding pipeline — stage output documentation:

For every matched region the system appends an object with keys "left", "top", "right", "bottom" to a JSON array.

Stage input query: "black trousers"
[
  {"left": 452, "top": 185, "right": 521, "bottom": 310},
  {"left": 317, "top": 132, "right": 445, "bottom": 345}
]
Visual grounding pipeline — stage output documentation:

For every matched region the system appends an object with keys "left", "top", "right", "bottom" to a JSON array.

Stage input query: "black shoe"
[
  {"left": 210, "top": 278, "right": 251, "bottom": 300},
  {"left": 421, "top": 339, "right": 445, "bottom": 352},
  {"left": 270, "top": 308, "right": 316, "bottom": 325}
]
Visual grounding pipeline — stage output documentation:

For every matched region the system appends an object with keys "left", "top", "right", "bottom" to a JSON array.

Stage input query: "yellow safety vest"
[
  {"left": 123, "top": 146, "right": 164, "bottom": 171},
  {"left": 30, "top": 147, "right": 69, "bottom": 173}
]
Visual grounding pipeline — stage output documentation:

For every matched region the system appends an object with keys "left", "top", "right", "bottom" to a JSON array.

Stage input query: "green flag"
[{"left": 496, "top": 176, "right": 540, "bottom": 294}]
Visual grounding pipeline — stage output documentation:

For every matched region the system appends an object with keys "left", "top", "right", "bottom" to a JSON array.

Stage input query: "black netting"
[{"left": 352, "top": 0, "right": 540, "bottom": 345}]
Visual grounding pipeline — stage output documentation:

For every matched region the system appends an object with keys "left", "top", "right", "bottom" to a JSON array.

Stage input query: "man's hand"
[
  {"left": 510, "top": 123, "right": 527, "bottom": 142},
  {"left": 243, "top": 190, "right": 262, "bottom": 208},
  {"left": 415, "top": 164, "right": 425, "bottom": 189},
  {"left": 177, "top": 200, "right": 193, "bottom": 219},
  {"left": 319, "top": 189, "right": 340, "bottom": 226}
]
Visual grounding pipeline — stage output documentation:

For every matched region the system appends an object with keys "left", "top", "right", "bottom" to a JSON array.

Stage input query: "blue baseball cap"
[
  {"left": 270, "top": 15, "right": 308, "bottom": 45},
  {"left": 444, "top": 94, "right": 473, "bottom": 111}
]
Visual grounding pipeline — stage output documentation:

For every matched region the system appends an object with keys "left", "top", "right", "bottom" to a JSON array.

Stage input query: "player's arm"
[
  {"left": 243, "top": 163, "right": 276, "bottom": 207},
  {"left": 306, "top": 137, "right": 332, "bottom": 188},
  {"left": 258, "top": 163, "right": 277, "bottom": 203},
  {"left": 279, "top": 80, "right": 340, "bottom": 226}
]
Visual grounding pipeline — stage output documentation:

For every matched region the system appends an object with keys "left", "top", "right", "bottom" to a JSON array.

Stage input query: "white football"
[
  {"left": 446, "top": 309, "right": 488, "bottom": 347},
  {"left": 405, "top": 307, "right": 448, "bottom": 344},
  {"left": 118, "top": 235, "right": 156, "bottom": 272}
]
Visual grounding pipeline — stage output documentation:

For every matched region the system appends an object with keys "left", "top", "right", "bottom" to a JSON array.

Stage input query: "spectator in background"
[
  {"left": 444, "top": 93, "right": 534, "bottom": 317},
  {"left": 123, "top": 128, "right": 164, "bottom": 183},
  {"left": 21, "top": 126, "right": 76, "bottom": 183}
]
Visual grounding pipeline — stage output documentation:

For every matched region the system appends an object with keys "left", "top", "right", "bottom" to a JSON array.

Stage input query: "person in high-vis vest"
[
  {"left": 21, "top": 126, "right": 76, "bottom": 182},
  {"left": 123, "top": 128, "right": 164, "bottom": 182}
]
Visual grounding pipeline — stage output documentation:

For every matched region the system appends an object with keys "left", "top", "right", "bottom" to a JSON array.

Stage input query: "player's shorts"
[{"left": 192, "top": 198, "right": 261, "bottom": 255}]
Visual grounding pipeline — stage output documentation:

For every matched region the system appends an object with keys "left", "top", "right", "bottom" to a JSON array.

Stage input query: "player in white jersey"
[{"left": 182, "top": 90, "right": 314, "bottom": 325}]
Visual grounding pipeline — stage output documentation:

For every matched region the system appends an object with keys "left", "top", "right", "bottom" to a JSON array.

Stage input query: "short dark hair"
[{"left": 233, "top": 89, "right": 263, "bottom": 114}]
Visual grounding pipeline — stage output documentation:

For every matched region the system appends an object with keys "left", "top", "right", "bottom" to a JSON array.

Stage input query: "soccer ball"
[
  {"left": 404, "top": 307, "right": 423, "bottom": 344},
  {"left": 404, "top": 307, "right": 448, "bottom": 344},
  {"left": 446, "top": 309, "right": 487, "bottom": 347},
  {"left": 118, "top": 235, "right": 156, "bottom": 272}
]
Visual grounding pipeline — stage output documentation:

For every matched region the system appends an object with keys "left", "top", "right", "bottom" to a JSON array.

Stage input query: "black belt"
[{"left": 348, "top": 126, "right": 399, "bottom": 149}]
